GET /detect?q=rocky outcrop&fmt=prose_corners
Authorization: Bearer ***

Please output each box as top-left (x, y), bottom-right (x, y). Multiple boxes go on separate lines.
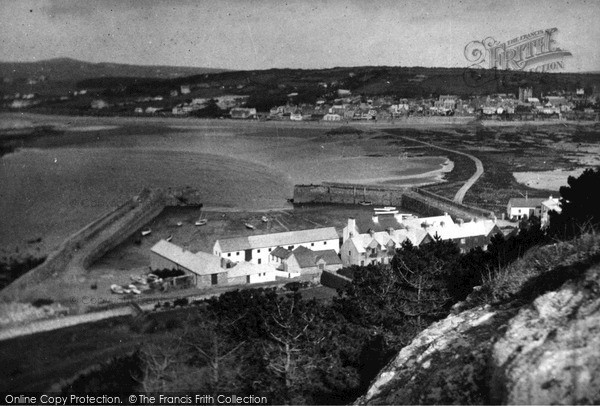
top-left (356, 265), bottom-right (600, 405)
top-left (490, 265), bottom-right (600, 404)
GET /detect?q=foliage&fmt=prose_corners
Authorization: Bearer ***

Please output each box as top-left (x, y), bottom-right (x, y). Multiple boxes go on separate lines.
top-left (549, 166), bottom-right (600, 239)
top-left (189, 99), bottom-right (225, 118)
top-left (0, 254), bottom-right (46, 290)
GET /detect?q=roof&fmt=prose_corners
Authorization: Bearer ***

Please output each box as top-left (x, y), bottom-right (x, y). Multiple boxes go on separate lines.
top-left (216, 227), bottom-right (339, 253)
top-left (292, 246), bottom-right (341, 269)
top-left (428, 219), bottom-right (499, 241)
top-left (390, 228), bottom-right (430, 246)
top-left (270, 246), bottom-right (292, 259)
top-left (542, 197), bottom-right (561, 212)
top-left (401, 214), bottom-right (455, 230)
top-left (507, 198), bottom-right (546, 208)
top-left (151, 240), bottom-right (224, 276)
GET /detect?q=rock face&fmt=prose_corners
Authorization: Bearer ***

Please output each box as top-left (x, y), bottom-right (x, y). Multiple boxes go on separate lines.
top-left (356, 265), bottom-right (600, 405)
top-left (491, 266), bottom-right (600, 404)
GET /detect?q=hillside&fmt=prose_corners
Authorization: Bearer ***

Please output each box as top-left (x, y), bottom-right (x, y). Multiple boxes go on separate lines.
top-left (76, 65), bottom-right (600, 101)
top-left (0, 58), bottom-right (226, 82)
top-left (356, 233), bottom-right (600, 404)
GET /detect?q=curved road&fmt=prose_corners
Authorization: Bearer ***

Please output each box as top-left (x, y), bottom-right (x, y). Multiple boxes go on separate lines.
top-left (396, 135), bottom-right (484, 204)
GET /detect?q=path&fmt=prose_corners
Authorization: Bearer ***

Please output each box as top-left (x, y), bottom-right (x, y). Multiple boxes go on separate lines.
top-left (396, 135), bottom-right (484, 204)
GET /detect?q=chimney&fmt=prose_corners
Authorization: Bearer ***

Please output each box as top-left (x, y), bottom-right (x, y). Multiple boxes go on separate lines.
top-left (458, 218), bottom-right (464, 226)
top-left (346, 217), bottom-right (356, 239)
top-left (369, 229), bottom-right (375, 236)
top-left (387, 227), bottom-right (394, 235)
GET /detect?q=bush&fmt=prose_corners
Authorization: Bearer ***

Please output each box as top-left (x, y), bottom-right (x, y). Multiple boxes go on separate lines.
top-left (32, 298), bottom-right (54, 307)
top-left (173, 297), bottom-right (189, 307)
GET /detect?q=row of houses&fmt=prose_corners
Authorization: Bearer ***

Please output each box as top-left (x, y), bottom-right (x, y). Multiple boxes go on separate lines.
top-left (341, 214), bottom-right (502, 266)
top-left (150, 212), bottom-right (510, 290)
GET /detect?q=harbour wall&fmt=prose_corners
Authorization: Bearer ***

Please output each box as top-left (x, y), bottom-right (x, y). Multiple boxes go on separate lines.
top-left (293, 183), bottom-right (494, 220)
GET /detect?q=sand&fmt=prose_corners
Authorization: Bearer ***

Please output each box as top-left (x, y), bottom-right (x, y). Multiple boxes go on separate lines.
top-left (512, 169), bottom-right (588, 191)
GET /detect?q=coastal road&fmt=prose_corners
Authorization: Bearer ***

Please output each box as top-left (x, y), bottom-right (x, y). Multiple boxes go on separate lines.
top-left (395, 135), bottom-right (484, 204)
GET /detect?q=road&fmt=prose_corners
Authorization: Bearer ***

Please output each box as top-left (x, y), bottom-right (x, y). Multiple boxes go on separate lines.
top-left (396, 135), bottom-right (484, 204)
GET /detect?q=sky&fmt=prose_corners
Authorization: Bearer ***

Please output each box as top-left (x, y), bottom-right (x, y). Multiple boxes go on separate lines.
top-left (1, 0), bottom-right (599, 72)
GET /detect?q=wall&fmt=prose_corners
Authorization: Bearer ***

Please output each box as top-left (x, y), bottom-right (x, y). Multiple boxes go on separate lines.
top-left (293, 183), bottom-right (407, 206)
top-left (1, 187), bottom-right (206, 302)
top-left (293, 183), bottom-right (494, 221)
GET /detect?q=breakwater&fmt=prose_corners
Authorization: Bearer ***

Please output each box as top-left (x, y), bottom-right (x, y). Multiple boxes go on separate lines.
top-left (293, 183), bottom-right (494, 220)
top-left (0, 187), bottom-right (204, 303)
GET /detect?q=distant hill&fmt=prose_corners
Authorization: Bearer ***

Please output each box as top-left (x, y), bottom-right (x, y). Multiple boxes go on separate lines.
top-left (76, 65), bottom-right (600, 109)
top-left (0, 57), bottom-right (227, 82)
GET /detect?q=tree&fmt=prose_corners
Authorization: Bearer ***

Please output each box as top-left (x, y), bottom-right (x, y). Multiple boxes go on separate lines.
top-left (549, 166), bottom-right (600, 238)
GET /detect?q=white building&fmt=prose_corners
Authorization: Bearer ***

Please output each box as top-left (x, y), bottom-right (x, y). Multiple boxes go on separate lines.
top-left (541, 196), bottom-right (561, 227)
top-left (507, 197), bottom-right (546, 220)
top-left (150, 240), bottom-right (227, 288)
top-left (213, 227), bottom-right (340, 266)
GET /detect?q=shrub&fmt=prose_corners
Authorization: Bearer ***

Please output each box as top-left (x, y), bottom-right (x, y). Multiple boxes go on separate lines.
top-left (32, 298), bottom-right (54, 307)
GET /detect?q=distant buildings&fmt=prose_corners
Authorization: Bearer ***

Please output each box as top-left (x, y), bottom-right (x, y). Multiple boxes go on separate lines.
top-left (230, 107), bottom-right (257, 119)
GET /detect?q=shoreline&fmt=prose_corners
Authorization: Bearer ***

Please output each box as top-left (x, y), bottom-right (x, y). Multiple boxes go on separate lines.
top-left (2, 111), bottom-right (598, 132)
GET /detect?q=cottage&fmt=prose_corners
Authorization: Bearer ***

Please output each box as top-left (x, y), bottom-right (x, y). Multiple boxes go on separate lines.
top-left (341, 218), bottom-right (433, 266)
top-left (269, 246), bottom-right (342, 281)
top-left (150, 240), bottom-right (227, 288)
top-left (541, 196), bottom-right (561, 227)
top-left (507, 197), bottom-right (546, 220)
top-left (427, 218), bottom-right (501, 253)
top-left (213, 227), bottom-right (340, 266)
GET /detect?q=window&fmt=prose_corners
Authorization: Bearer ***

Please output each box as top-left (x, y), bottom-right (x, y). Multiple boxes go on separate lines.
top-left (311, 243), bottom-right (314, 247)
top-left (349, 251), bottom-right (351, 256)
top-left (257, 249), bottom-right (260, 253)
top-left (236, 252), bottom-right (240, 256)
top-left (460, 238), bottom-right (466, 244)
top-left (324, 241), bottom-right (327, 245)
top-left (269, 248), bottom-right (272, 252)
top-left (258, 259), bottom-right (261, 264)
top-left (227, 253), bottom-right (231, 257)
top-left (288, 246), bottom-right (293, 250)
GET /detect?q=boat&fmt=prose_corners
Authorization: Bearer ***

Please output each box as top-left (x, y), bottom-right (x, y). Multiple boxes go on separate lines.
top-left (166, 234), bottom-right (173, 242)
top-left (261, 216), bottom-right (269, 223)
top-left (358, 187), bottom-right (372, 206)
top-left (111, 284), bottom-right (124, 294)
top-left (245, 223), bottom-right (256, 230)
top-left (176, 221), bottom-right (183, 227)
top-left (374, 206), bottom-right (396, 211)
top-left (195, 219), bottom-right (207, 226)
top-left (141, 228), bottom-right (152, 236)
top-left (374, 209), bottom-right (399, 215)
